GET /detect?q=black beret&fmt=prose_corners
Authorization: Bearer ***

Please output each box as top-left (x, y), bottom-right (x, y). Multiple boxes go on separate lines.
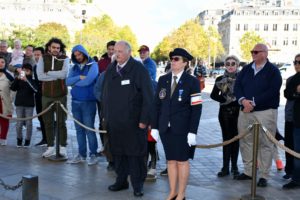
top-left (22, 63), bottom-right (33, 71)
top-left (169, 48), bottom-right (193, 61)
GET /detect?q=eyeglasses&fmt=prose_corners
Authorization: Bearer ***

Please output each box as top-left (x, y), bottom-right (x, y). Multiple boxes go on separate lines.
top-left (294, 60), bottom-right (300, 65)
top-left (171, 57), bottom-right (181, 62)
top-left (250, 50), bottom-right (265, 55)
top-left (225, 62), bottom-right (236, 67)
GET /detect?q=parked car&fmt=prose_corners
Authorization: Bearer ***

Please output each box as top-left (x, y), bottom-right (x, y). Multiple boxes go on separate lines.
top-left (210, 68), bottom-right (225, 78)
top-left (279, 63), bottom-right (295, 80)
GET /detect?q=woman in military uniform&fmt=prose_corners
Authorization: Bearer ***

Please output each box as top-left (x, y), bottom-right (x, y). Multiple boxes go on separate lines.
top-left (151, 48), bottom-right (202, 200)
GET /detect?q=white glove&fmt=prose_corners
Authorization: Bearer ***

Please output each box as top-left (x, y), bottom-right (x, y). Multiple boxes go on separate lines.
top-left (150, 129), bottom-right (159, 142)
top-left (187, 133), bottom-right (197, 147)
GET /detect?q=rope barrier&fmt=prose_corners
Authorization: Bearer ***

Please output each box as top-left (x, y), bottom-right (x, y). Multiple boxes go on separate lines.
top-left (59, 103), bottom-right (107, 134)
top-left (196, 124), bottom-right (253, 148)
top-left (261, 125), bottom-right (300, 159)
top-left (0, 102), bottom-right (55, 121)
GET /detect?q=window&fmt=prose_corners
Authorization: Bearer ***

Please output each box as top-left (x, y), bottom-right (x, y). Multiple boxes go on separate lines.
top-left (244, 24), bottom-right (248, 31)
top-left (284, 24), bottom-right (289, 31)
top-left (292, 39), bottom-right (297, 46)
top-left (273, 24), bottom-right (277, 31)
top-left (264, 24), bottom-right (268, 31)
top-left (274, 11), bottom-right (278, 16)
top-left (283, 38), bottom-right (288, 46)
top-left (255, 24), bottom-right (260, 31)
top-left (272, 39), bottom-right (277, 46)
top-left (293, 24), bottom-right (298, 31)
top-left (236, 24), bottom-right (240, 31)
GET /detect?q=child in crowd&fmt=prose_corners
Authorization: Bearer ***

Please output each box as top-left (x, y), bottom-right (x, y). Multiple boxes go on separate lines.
top-left (9, 39), bottom-right (24, 69)
top-left (10, 63), bottom-right (37, 147)
top-left (0, 56), bottom-right (14, 146)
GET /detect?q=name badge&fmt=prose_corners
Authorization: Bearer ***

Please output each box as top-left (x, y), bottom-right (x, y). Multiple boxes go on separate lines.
top-left (121, 80), bottom-right (130, 85)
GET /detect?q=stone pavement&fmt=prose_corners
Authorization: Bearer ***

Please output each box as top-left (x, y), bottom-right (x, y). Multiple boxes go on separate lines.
top-left (0, 78), bottom-right (299, 200)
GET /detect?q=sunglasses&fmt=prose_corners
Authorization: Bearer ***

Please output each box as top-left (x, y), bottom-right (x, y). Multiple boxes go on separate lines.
top-left (294, 60), bottom-right (300, 65)
top-left (171, 57), bottom-right (181, 62)
top-left (250, 50), bottom-right (265, 55)
top-left (225, 62), bottom-right (236, 67)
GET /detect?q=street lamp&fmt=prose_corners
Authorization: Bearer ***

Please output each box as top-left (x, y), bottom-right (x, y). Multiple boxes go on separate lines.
top-left (80, 9), bottom-right (86, 44)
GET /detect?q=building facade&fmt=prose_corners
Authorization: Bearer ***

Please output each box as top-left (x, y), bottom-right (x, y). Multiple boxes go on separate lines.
top-left (0, 0), bottom-right (102, 40)
top-left (218, 6), bottom-right (300, 63)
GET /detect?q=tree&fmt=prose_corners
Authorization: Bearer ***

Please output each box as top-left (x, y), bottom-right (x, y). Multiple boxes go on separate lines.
top-left (152, 19), bottom-right (224, 62)
top-left (7, 24), bottom-right (35, 48)
top-left (206, 26), bottom-right (224, 67)
top-left (75, 14), bottom-right (138, 57)
top-left (240, 31), bottom-right (265, 62)
top-left (34, 23), bottom-right (71, 48)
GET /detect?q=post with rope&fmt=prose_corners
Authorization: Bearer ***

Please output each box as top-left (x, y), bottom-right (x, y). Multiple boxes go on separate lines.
top-left (22, 175), bottom-right (38, 200)
top-left (48, 101), bottom-right (67, 162)
top-left (241, 121), bottom-right (265, 200)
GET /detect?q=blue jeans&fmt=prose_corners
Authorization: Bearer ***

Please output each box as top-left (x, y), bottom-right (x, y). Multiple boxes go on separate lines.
top-left (292, 127), bottom-right (300, 183)
top-left (72, 101), bottom-right (97, 157)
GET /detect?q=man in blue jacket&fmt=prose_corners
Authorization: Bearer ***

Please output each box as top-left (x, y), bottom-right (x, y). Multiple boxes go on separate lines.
top-left (66, 44), bottom-right (99, 166)
top-left (234, 43), bottom-right (282, 187)
top-left (138, 45), bottom-right (157, 81)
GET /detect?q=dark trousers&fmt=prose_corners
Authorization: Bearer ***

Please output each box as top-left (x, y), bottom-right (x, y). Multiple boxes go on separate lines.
top-left (285, 121), bottom-right (294, 175)
top-left (103, 132), bottom-right (113, 162)
top-left (114, 155), bottom-right (147, 192)
top-left (97, 101), bottom-right (104, 146)
top-left (218, 106), bottom-right (239, 170)
top-left (147, 141), bottom-right (157, 169)
top-left (292, 128), bottom-right (300, 183)
top-left (35, 93), bottom-right (46, 142)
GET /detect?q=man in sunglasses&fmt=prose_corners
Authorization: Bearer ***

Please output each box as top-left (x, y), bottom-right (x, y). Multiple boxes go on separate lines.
top-left (234, 43), bottom-right (282, 187)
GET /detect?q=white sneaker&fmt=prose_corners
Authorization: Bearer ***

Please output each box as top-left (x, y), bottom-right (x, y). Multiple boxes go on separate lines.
top-left (87, 154), bottom-right (98, 166)
top-left (67, 154), bottom-right (86, 164)
top-left (60, 146), bottom-right (67, 157)
top-left (0, 139), bottom-right (7, 146)
top-left (42, 146), bottom-right (55, 158)
top-left (146, 168), bottom-right (157, 182)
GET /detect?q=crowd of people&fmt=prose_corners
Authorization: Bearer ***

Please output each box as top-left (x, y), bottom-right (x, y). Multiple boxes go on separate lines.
top-left (0, 37), bottom-right (300, 199)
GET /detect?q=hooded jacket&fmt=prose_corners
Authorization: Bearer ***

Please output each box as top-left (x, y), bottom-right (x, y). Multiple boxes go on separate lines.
top-left (66, 45), bottom-right (98, 101)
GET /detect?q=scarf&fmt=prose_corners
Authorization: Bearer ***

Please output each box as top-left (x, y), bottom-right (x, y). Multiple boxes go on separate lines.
top-left (215, 70), bottom-right (238, 105)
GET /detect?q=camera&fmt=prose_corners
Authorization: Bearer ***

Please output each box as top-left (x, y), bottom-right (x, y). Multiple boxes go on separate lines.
top-left (20, 71), bottom-right (25, 78)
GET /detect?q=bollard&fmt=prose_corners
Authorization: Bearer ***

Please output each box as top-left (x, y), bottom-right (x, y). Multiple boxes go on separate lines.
top-left (48, 102), bottom-right (67, 162)
top-left (22, 175), bottom-right (38, 200)
top-left (241, 122), bottom-right (265, 200)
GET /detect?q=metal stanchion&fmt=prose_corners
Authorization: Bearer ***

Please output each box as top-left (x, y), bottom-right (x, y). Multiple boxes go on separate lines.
top-left (22, 175), bottom-right (38, 200)
top-left (48, 102), bottom-right (67, 162)
top-left (241, 122), bottom-right (265, 200)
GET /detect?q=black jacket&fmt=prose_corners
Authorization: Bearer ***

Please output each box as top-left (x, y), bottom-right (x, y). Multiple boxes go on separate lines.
top-left (10, 76), bottom-right (37, 107)
top-left (284, 72), bottom-right (300, 128)
top-left (152, 72), bottom-right (202, 135)
top-left (102, 57), bottom-right (153, 156)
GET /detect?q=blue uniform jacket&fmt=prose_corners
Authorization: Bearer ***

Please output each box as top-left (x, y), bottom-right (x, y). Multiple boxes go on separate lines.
top-left (152, 71), bottom-right (202, 135)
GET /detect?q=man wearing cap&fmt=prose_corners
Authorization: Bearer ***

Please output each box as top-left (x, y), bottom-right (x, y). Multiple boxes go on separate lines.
top-left (138, 45), bottom-right (157, 81)
top-left (151, 48), bottom-right (202, 200)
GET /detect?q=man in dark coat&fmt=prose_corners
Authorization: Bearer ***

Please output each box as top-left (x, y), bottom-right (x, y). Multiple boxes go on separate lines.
top-left (101, 41), bottom-right (153, 197)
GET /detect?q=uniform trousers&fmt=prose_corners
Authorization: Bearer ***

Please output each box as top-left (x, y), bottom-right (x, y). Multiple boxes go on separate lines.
top-left (114, 154), bottom-right (147, 192)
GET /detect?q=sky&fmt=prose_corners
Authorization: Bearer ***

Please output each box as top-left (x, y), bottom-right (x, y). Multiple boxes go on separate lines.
top-left (96, 0), bottom-right (300, 50)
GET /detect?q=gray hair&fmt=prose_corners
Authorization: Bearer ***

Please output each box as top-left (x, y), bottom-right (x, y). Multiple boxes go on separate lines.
top-left (116, 40), bottom-right (131, 53)
top-left (0, 40), bottom-right (8, 47)
top-left (225, 55), bottom-right (240, 66)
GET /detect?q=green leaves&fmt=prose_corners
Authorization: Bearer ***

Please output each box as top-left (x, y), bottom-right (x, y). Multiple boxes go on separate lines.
top-left (240, 31), bottom-right (265, 62)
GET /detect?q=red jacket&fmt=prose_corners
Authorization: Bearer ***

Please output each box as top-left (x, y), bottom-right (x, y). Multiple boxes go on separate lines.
top-left (97, 53), bottom-right (111, 73)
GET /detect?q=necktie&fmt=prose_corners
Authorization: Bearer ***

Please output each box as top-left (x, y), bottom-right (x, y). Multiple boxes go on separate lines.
top-left (170, 76), bottom-right (177, 97)
top-left (117, 65), bottom-right (121, 72)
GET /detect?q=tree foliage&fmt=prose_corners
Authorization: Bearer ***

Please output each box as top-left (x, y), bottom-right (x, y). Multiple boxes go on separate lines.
top-left (7, 24), bottom-right (35, 48)
top-left (240, 31), bottom-right (265, 62)
top-left (152, 19), bottom-right (224, 62)
top-left (33, 23), bottom-right (71, 48)
top-left (74, 14), bottom-right (138, 57)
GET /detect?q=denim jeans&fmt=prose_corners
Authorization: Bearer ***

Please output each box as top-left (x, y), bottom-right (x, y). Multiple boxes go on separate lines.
top-left (72, 101), bottom-right (97, 157)
top-left (16, 106), bottom-right (34, 140)
top-left (292, 127), bottom-right (300, 183)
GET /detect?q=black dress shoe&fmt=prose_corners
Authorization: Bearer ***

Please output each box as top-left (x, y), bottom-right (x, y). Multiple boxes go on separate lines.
top-left (133, 190), bottom-right (144, 197)
top-left (217, 169), bottom-right (229, 177)
top-left (283, 174), bottom-right (291, 179)
top-left (170, 195), bottom-right (177, 200)
top-left (108, 182), bottom-right (129, 191)
top-left (235, 173), bottom-right (252, 180)
top-left (160, 168), bottom-right (168, 176)
top-left (257, 178), bottom-right (267, 187)
top-left (283, 181), bottom-right (300, 189)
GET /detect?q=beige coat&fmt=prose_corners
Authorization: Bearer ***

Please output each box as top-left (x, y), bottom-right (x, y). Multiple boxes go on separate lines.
top-left (0, 73), bottom-right (13, 115)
